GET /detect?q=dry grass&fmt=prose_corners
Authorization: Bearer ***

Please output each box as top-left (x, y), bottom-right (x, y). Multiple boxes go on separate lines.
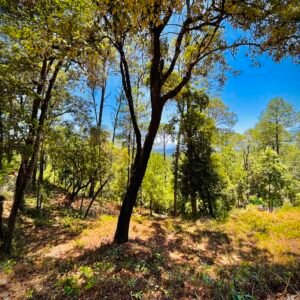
top-left (0, 200), bottom-right (299, 299)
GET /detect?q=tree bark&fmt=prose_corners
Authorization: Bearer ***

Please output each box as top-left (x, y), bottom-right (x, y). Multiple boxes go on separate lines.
top-left (3, 59), bottom-right (62, 254)
top-left (0, 195), bottom-right (4, 241)
top-left (112, 112), bottom-right (120, 143)
top-left (88, 179), bottom-right (95, 198)
top-left (98, 80), bottom-right (106, 131)
top-left (113, 22), bottom-right (169, 244)
top-left (185, 100), bottom-right (197, 218)
top-left (126, 128), bottom-right (132, 188)
top-left (114, 104), bottom-right (163, 243)
top-left (36, 144), bottom-right (44, 211)
top-left (173, 120), bottom-right (181, 216)
top-left (0, 110), bottom-right (3, 171)
top-left (275, 125), bottom-right (279, 154)
top-left (207, 195), bottom-right (215, 218)
top-left (191, 192), bottom-right (197, 218)
top-left (31, 162), bottom-right (37, 190)
top-left (3, 163), bottom-right (28, 252)
top-left (112, 91), bottom-right (123, 144)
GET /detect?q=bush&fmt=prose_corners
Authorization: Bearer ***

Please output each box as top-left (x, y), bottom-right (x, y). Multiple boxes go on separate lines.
top-left (249, 197), bottom-right (264, 206)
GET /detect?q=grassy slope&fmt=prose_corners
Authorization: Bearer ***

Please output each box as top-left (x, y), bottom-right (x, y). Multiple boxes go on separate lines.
top-left (0, 203), bottom-right (299, 299)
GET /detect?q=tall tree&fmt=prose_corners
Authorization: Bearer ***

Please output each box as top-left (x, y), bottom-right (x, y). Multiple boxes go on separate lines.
top-left (1, 0), bottom-right (93, 253)
top-left (179, 89), bottom-right (224, 217)
top-left (96, 0), bottom-right (300, 243)
top-left (254, 147), bottom-right (286, 211)
top-left (256, 98), bottom-right (299, 154)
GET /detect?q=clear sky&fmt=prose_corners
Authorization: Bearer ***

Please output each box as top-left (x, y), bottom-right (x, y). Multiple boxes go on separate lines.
top-left (218, 52), bottom-right (300, 133)
top-left (95, 51), bottom-right (300, 134)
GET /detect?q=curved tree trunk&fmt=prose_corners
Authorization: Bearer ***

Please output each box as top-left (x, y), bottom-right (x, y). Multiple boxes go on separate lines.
top-left (3, 163), bottom-right (29, 252)
top-left (114, 105), bottom-right (163, 244)
top-left (84, 177), bottom-right (110, 219)
top-left (2, 59), bottom-right (62, 254)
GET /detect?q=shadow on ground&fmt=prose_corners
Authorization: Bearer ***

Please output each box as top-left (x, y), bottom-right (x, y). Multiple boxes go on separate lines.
top-left (16, 220), bottom-right (298, 300)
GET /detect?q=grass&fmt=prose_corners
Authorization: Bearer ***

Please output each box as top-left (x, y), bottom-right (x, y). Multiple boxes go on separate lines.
top-left (222, 205), bottom-right (300, 263)
top-left (0, 201), bottom-right (299, 299)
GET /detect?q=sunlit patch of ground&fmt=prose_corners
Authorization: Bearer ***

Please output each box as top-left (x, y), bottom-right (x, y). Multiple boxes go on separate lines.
top-left (0, 200), bottom-right (299, 299)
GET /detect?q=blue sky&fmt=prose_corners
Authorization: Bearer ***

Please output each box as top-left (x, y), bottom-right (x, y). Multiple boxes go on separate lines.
top-left (94, 51), bottom-right (300, 134)
top-left (218, 53), bottom-right (300, 133)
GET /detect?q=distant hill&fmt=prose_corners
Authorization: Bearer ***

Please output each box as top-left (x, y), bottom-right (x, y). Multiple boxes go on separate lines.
top-left (154, 146), bottom-right (176, 156)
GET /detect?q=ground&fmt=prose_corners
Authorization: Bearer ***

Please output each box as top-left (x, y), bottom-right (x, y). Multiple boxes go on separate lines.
top-left (0, 196), bottom-right (299, 300)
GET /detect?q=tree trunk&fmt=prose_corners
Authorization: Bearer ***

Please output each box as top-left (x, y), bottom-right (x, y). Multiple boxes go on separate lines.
top-left (114, 105), bottom-right (163, 244)
top-left (88, 178), bottom-right (95, 198)
top-left (80, 194), bottom-right (85, 214)
top-left (0, 110), bottom-right (3, 171)
top-left (2, 59), bottom-right (62, 254)
top-left (0, 195), bottom-right (4, 241)
top-left (275, 126), bottom-right (279, 154)
top-left (191, 192), bottom-right (197, 218)
top-left (36, 145), bottom-right (44, 211)
top-left (163, 133), bottom-right (167, 187)
top-left (207, 195), bottom-right (215, 218)
top-left (126, 129), bottom-right (132, 188)
top-left (98, 80), bottom-right (106, 131)
top-left (31, 162), bottom-right (37, 190)
top-left (187, 132), bottom-right (196, 216)
top-left (112, 91), bottom-right (123, 144)
top-left (173, 121), bottom-right (181, 216)
top-left (68, 187), bottom-right (79, 206)
top-left (84, 178), bottom-right (109, 219)
top-left (163, 134), bottom-right (166, 162)
top-left (3, 163), bottom-right (28, 252)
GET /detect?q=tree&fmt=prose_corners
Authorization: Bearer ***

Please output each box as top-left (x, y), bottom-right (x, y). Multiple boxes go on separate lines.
top-left (256, 98), bottom-right (299, 154)
top-left (179, 89), bottom-right (225, 218)
top-left (172, 110), bottom-right (182, 217)
top-left (0, 195), bottom-right (4, 241)
top-left (96, 0), bottom-right (300, 243)
top-left (254, 148), bottom-right (286, 211)
top-left (142, 152), bottom-right (173, 216)
top-left (156, 123), bottom-right (174, 162)
top-left (111, 90), bottom-right (125, 144)
top-left (1, 0), bottom-right (94, 253)
top-left (207, 98), bottom-right (237, 131)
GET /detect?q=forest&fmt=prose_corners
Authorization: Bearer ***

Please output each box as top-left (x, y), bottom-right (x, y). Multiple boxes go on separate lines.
top-left (0, 0), bottom-right (300, 299)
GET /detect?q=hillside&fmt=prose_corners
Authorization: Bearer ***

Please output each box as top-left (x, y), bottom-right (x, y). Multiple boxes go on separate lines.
top-left (1, 199), bottom-right (299, 299)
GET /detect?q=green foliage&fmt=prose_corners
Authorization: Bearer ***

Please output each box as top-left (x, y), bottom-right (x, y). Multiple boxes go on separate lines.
top-left (0, 259), bottom-right (16, 274)
top-left (249, 197), bottom-right (264, 206)
top-left (178, 89), bottom-right (229, 218)
top-left (255, 97), bottom-right (299, 154)
top-left (56, 265), bottom-right (98, 296)
top-left (61, 215), bottom-right (87, 235)
top-left (25, 288), bottom-right (35, 299)
top-left (130, 290), bottom-right (144, 299)
top-left (0, 0), bottom-right (299, 262)
top-left (253, 148), bottom-right (287, 209)
top-left (56, 274), bottom-right (81, 296)
top-left (0, 156), bottom-right (19, 186)
top-left (142, 152), bottom-right (173, 213)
